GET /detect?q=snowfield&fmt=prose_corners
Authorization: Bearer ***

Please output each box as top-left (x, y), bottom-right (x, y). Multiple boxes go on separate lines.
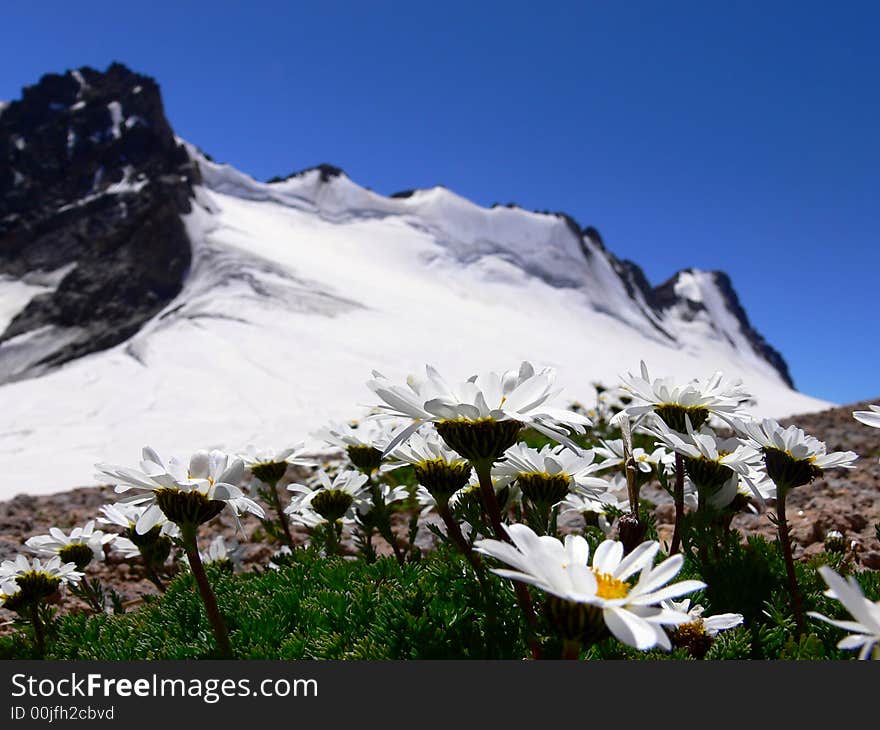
top-left (0, 151), bottom-right (830, 496)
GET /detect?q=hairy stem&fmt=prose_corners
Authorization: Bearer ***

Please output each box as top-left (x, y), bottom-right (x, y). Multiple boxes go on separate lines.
top-left (144, 564), bottom-right (166, 594)
top-left (266, 478), bottom-right (295, 549)
top-left (473, 460), bottom-right (508, 540)
top-left (474, 460), bottom-right (542, 659)
top-left (181, 525), bottom-right (232, 658)
top-left (670, 453), bottom-right (685, 555)
top-left (368, 475), bottom-right (406, 566)
top-left (30, 601), bottom-right (45, 658)
top-left (775, 489), bottom-right (805, 634)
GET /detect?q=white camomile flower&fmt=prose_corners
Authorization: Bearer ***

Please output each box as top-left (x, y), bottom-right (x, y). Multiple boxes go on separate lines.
top-left (853, 405), bottom-right (880, 429)
top-left (0, 579), bottom-right (20, 609)
top-left (97, 503), bottom-right (180, 538)
top-left (651, 419), bottom-right (757, 474)
top-left (651, 418), bottom-right (761, 506)
top-left (97, 503), bottom-right (179, 560)
top-left (386, 430), bottom-right (472, 506)
top-left (357, 483), bottom-right (410, 519)
top-left (267, 545), bottom-right (293, 571)
top-left (620, 361), bottom-right (751, 431)
top-left (0, 555), bottom-right (83, 585)
top-left (808, 565), bottom-right (880, 660)
top-left (663, 598), bottom-right (744, 636)
top-left (96, 447), bottom-right (264, 534)
top-left (492, 443), bottom-right (610, 511)
top-left (199, 535), bottom-right (244, 572)
top-left (25, 521), bottom-right (115, 570)
top-left (735, 418), bottom-right (858, 492)
top-left (239, 443), bottom-right (316, 484)
top-left (286, 469), bottom-right (370, 526)
top-left (664, 598), bottom-right (743, 657)
top-left (853, 405), bottom-right (880, 463)
top-left (313, 420), bottom-right (399, 474)
top-left (558, 491), bottom-right (622, 536)
top-left (0, 555), bottom-right (83, 609)
top-left (474, 524), bottom-right (705, 650)
top-left (593, 439), bottom-right (674, 477)
top-left (368, 362), bottom-right (591, 461)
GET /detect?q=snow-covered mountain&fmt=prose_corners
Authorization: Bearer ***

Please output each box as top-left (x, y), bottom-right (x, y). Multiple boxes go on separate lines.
top-left (0, 65), bottom-right (829, 495)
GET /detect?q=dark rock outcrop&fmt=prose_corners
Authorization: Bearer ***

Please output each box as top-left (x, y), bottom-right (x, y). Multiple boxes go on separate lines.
top-left (267, 163), bottom-right (343, 184)
top-left (0, 62), bottom-right (197, 378)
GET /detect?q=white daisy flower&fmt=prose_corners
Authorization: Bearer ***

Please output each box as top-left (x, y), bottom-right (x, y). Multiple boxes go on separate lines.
top-left (97, 503), bottom-right (179, 561)
top-left (663, 597), bottom-right (743, 657)
top-left (314, 420), bottom-right (404, 474)
top-left (199, 535), bottom-right (244, 572)
top-left (663, 598), bottom-right (744, 636)
top-left (735, 418), bottom-right (858, 491)
top-left (651, 419), bottom-right (757, 474)
top-left (558, 491), bottom-right (620, 535)
top-left (267, 545), bottom-right (293, 571)
top-left (25, 521), bottom-right (115, 569)
top-left (0, 555), bottom-right (83, 592)
top-left (97, 502), bottom-right (180, 538)
top-left (313, 420), bottom-right (392, 449)
top-left (96, 446), bottom-right (264, 534)
top-left (853, 406), bottom-right (880, 463)
top-left (386, 430), bottom-right (472, 503)
top-left (356, 482), bottom-right (410, 524)
top-left (474, 524), bottom-right (705, 650)
top-left (286, 469), bottom-right (370, 526)
top-left (239, 443), bottom-right (316, 484)
top-left (651, 418), bottom-right (762, 507)
top-left (0, 579), bottom-right (20, 609)
top-left (493, 443), bottom-right (609, 496)
top-left (593, 439), bottom-right (673, 476)
top-left (853, 405), bottom-right (880, 429)
top-left (368, 361), bottom-right (591, 460)
top-left (620, 361), bottom-right (751, 431)
top-left (808, 566), bottom-right (880, 660)
top-left (386, 428), bottom-right (465, 467)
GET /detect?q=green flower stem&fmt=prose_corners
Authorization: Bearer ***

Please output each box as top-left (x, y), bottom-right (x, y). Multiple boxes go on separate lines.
top-left (775, 489), bottom-right (805, 634)
top-left (265, 477), bottom-right (295, 550)
top-left (29, 601), bottom-right (45, 657)
top-left (621, 416), bottom-right (640, 514)
top-left (180, 524), bottom-right (232, 658)
top-left (473, 460), bottom-right (508, 540)
top-left (367, 475), bottom-right (405, 566)
top-left (670, 453), bottom-right (685, 555)
top-left (473, 460), bottom-right (541, 659)
top-left (144, 565), bottom-right (166, 594)
top-left (324, 520), bottom-right (343, 557)
top-left (437, 503), bottom-right (479, 563)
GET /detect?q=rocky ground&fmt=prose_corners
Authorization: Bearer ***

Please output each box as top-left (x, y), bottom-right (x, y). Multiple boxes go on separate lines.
top-left (1, 399), bottom-right (878, 628)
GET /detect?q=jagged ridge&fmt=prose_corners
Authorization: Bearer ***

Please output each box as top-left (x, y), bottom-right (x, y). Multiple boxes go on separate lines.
top-left (0, 62), bottom-right (791, 388)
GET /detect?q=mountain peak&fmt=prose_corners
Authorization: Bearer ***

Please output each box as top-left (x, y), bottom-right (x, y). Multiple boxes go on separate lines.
top-left (654, 268), bottom-right (794, 388)
top-left (0, 63), bottom-right (198, 380)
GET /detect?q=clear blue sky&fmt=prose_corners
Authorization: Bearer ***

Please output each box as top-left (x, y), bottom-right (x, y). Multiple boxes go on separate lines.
top-left (2, 2), bottom-right (877, 404)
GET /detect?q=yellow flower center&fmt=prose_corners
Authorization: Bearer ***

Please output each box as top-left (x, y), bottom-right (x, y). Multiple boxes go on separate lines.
top-left (592, 570), bottom-right (630, 599)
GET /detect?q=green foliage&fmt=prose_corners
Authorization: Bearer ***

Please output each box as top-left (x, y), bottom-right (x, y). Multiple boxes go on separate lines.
top-left (1, 530), bottom-right (870, 660)
top-left (0, 549), bottom-right (527, 660)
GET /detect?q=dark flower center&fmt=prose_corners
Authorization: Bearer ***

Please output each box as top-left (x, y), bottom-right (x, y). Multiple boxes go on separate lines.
top-left (414, 458), bottom-right (472, 504)
top-left (310, 489), bottom-right (354, 523)
top-left (435, 418), bottom-right (523, 463)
